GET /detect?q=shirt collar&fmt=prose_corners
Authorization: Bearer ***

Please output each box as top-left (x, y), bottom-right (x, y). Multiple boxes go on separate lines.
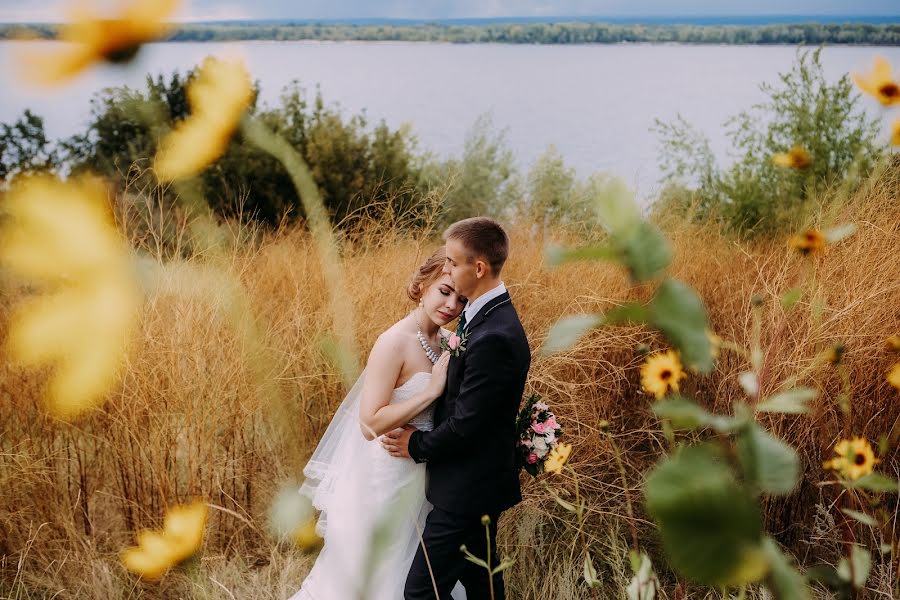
top-left (463, 281), bottom-right (506, 327)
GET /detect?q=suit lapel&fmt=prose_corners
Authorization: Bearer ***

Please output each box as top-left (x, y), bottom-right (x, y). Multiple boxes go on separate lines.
top-left (465, 292), bottom-right (512, 333)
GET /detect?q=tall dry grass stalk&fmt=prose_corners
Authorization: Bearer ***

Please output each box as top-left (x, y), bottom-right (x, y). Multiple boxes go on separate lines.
top-left (1, 167), bottom-right (898, 598)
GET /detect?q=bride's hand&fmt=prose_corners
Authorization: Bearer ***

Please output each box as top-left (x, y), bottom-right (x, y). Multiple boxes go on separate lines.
top-left (426, 352), bottom-right (450, 399)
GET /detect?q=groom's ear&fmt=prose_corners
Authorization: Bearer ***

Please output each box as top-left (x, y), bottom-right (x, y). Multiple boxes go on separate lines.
top-left (474, 258), bottom-right (489, 279)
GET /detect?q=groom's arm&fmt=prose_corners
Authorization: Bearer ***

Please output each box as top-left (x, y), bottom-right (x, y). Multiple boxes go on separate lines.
top-left (408, 333), bottom-right (516, 463)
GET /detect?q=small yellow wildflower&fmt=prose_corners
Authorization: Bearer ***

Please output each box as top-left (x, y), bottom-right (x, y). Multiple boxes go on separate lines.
top-left (544, 443), bottom-right (573, 475)
top-left (1, 176), bottom-right (140, 418)
top-left (640, 350), bottom-right (687, 400)
top-left (888, 363), bottom-right (900, 394)
top-left (788, 229), bottom-right (827, 256)
top-left (772, 145), bottom-right (813, 170)
top-left (886, 336), bottom-right (900, 353)
top-left (155, 56), bottom-right (254, 181)
top-left (292, 517), bottom-right (323, 550)
top-left (823, 437), bottom-right (879, 481)
top-left (19, 0), bottom-right (180, 86)
top-left (706, 329), bottom-right (722, 361)
top-left (853, 56), bottom-right (900, 107)
top-left (824, 343), bottom-right (845, 366)
top-left (121, 501), bottom-right (208, 580)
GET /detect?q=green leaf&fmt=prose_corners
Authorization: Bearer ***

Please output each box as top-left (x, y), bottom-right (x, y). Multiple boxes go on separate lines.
top-left (626, 552), bottom-right (659, 600)
top-left (463, 554), bottom-right (490, 569)
top-left (545, 244), bottom-right (619, 267)
top-left (620, 221), bottom-right (672, 282)
top-left (762, 538), bottom-right (811, 600)
top-left (553, 494), bottom-right (578, 513)
top-left (594, 178), bottom-right (642, 236)
top-left (736, 423), bottom-right (800, 495)
top-left (780, 287), bottom-right (803, 310)
top-left (542, 314), bottom-right (603, 355)
top-left (652, 396), bottom-right (737, 432)
top-left (492, 558), bottom-right (516, 576)
top-left (644, 444), bottom-right (766, 587)
top-left (584, 555), bottom-right (602, 588)
top-left (836, 545), bottom-right (871, 588)
top-left (649, 279), bottom-right (714, 373)
top-left (756, 387), bottom-right (816, 414)
top-left (824, 223), bottom-right (856, 244)
top-left (841, 508), bottom-right (877, 527)
top-left (851, 472), bottom-right (900, 493)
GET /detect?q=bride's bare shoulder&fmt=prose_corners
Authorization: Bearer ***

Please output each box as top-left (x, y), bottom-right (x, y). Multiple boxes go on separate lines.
top-left (370, 319), bottom-right (414, 353)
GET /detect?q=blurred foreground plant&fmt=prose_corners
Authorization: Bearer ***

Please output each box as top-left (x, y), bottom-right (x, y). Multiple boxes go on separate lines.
top-left (120, 500), bottom-right (208, 580)
top-left (1, 175), bottom-right (140, 418)
top-left (18, 0), bottom-right (180, 86)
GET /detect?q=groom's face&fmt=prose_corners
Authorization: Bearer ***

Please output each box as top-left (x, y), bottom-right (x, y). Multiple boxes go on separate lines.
top-left (443, 238), bottom-right (479, 298)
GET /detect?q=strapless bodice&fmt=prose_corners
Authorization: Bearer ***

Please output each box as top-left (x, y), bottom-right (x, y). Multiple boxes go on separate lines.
top-left (391, 371), bottom-right (434, 432)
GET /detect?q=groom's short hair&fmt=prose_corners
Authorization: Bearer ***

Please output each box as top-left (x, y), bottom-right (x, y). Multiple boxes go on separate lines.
top-left (444, 217), bottom-right (509, 275)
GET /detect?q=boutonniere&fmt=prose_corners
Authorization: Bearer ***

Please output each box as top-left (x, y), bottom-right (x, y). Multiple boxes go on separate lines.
top-left (440, 330), bottom-right (469, 357)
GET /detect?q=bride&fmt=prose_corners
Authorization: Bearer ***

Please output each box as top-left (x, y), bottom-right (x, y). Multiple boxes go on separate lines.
top-left (290, 247), bottom-right (468, 600)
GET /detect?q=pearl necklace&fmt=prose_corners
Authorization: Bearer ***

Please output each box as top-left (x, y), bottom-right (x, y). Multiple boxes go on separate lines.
top-left (415, 310), bottom-right (440, 364)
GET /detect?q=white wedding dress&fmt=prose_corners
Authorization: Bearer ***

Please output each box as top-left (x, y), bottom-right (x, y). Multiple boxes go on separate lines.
top-left (290, 370), bottom-right (466, 600)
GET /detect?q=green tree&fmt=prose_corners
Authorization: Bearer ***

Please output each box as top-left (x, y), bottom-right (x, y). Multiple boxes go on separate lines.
top-left (654, 48), bottom-right (881, 235)
top-left (0, 110), bottom-right (59, 185)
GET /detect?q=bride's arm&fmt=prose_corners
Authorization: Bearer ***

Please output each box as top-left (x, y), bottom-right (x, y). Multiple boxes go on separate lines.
top-left (358, 332), bottom-right (447, 441)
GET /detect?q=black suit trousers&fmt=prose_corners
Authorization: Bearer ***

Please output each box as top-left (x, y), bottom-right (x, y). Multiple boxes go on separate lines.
top-left (404, 508), bottom-right (505, 600)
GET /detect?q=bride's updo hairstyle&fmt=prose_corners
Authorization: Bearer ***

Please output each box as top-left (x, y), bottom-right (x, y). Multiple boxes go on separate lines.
top-left (407, 247), bottom-right (447, 304)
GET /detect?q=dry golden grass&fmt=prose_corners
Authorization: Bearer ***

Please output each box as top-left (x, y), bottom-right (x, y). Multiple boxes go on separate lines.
top-left (1, 166), bottom-right (899, 599)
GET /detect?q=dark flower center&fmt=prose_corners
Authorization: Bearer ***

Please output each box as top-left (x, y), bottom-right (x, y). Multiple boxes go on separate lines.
top-left (880, 83), bottom-right (900, 98)
top-left (104, 44), bottom-right (142, 65)
top-left (660, 369), bottom-right (672, 381)
top-left (854, 452), bottom-right (866, 466)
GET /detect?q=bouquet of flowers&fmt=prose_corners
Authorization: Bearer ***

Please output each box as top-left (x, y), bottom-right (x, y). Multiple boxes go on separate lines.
top-left (516, 393), bottom-right (563, 476)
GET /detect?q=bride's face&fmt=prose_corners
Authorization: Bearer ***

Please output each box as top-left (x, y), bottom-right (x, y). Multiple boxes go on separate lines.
top-left (421, 273), bottom-right (466, 326)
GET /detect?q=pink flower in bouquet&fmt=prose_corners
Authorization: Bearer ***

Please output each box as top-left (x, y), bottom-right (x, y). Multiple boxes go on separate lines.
top-left (448, 334), bottom-right (461, 350)
top-left (532, 421), bottom-right (548, 434)
top-left (546, 416), bottom-right (559, 430)
top-left (534, 401), bottom-right (549, 412)
top-left (527, 453), bottom-right (539, 465)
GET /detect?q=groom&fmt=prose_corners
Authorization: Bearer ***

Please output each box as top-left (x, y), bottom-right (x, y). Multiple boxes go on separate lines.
top-left (382, 217), bottom-right (531, 600)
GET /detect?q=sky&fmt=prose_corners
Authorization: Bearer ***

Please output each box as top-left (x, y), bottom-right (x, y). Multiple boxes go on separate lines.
top-left (0, 0), bottom-right (898, 23)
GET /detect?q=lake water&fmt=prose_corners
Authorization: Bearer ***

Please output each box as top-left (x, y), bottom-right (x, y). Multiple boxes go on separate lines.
top-left (3, 41), bottom-right (900, 196)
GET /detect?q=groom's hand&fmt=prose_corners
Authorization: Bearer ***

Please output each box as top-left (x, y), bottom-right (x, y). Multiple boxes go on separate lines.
top-left (381, 425), bottom-right (417, 458)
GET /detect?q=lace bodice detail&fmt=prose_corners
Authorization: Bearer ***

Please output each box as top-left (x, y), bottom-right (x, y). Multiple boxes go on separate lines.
top-left (391, 371), bottom-right (435, 432)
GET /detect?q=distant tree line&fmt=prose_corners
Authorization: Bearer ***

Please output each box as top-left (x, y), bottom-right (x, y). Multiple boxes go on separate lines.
top-left (3, 22), bottom-right (900, 45)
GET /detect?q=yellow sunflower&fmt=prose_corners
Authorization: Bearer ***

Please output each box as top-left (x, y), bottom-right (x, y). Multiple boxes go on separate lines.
top-left (1, 176), bottom-right (140, 418)
top-left (853, 56), bottom-right (900, 107)
top-left (544, 443), bottom-right (573, 475)
top-left (19, 0), bottom-right (181, 86)
top-left (886, 336), bottom-right (900, 353)
top-left (772, 145), bottom-right (813, 170)
top-left (640, 350), bottom-right (687, 400)
top-left (888, 363), bottom-right (900, 394)
top-left (121, 500), bottom-right (208, 580)
top-left (822, 437), bottom-right (879, 481)
top-left (788, 229), bottom-right (827, 256)
top-left (155, 56), bottom-right (254, 181)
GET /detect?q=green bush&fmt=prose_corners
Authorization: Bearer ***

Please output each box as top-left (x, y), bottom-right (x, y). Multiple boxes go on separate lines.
top-left (56, 72), bottom-right (427, 226)
top-left (653, 47), bottom-right (881, 235)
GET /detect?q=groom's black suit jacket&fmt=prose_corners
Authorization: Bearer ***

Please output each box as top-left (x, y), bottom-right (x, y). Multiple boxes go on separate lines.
top-left (408, 291), bottom-right (531, 517)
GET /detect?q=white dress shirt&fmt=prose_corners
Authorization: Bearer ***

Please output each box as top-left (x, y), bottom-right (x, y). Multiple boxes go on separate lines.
top-left (462, 281), bottom-right (507, 330)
